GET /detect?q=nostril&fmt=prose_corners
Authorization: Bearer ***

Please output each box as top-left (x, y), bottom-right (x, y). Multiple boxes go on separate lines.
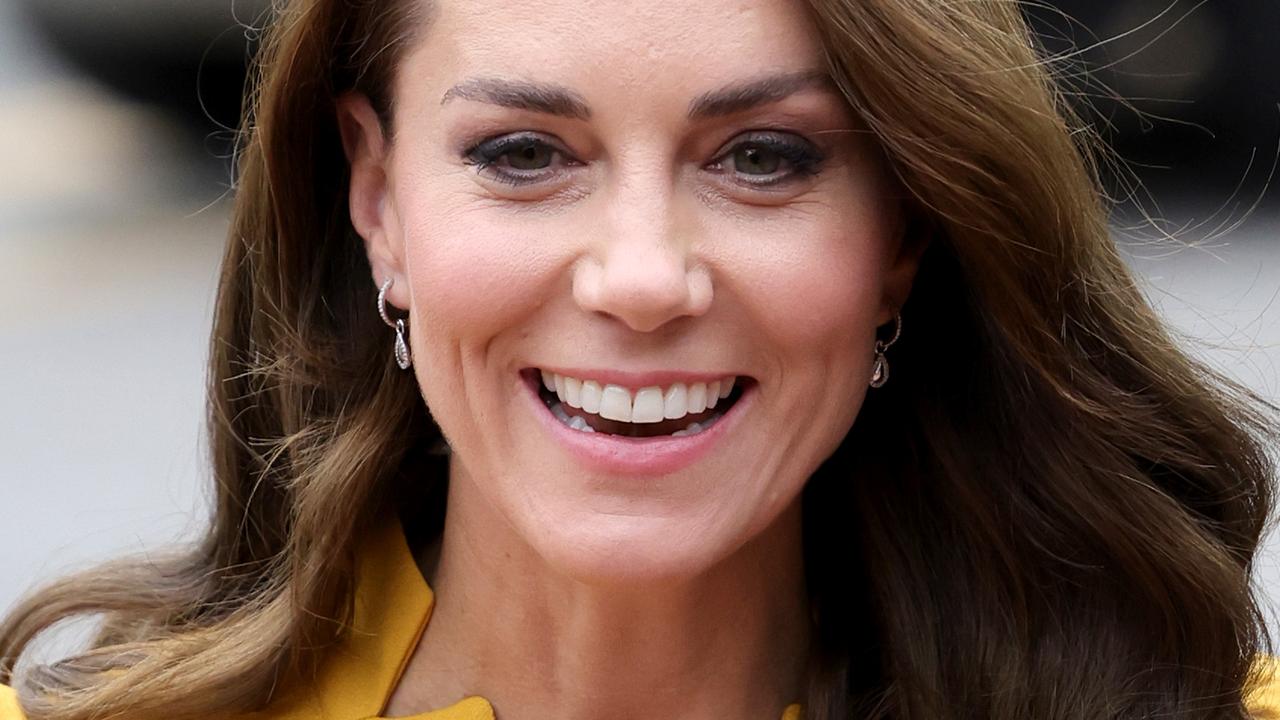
top-left (570, 252), bottom-right (712, 333)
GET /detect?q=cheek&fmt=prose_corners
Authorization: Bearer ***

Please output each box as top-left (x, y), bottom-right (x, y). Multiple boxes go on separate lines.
top-left (397, 192), bottom-right (560, 343)
top-left (718, 206), bottom-right (890, 362)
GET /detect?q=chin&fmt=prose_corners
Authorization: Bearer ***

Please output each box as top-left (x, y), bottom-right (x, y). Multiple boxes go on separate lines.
top-left (524, 512), bottom-right (740, 587)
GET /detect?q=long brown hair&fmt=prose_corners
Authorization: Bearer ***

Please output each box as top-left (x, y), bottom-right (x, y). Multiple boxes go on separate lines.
top-left (3, 1), bottom-right (1276, 718)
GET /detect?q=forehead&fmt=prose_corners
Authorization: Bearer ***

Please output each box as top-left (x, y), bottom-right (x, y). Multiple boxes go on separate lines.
top-left (403, 0), bottom-right (827, 98)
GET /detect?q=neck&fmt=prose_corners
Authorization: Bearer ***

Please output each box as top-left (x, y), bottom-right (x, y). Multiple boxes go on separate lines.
top-left (385, 464), bottom-right (811, 720)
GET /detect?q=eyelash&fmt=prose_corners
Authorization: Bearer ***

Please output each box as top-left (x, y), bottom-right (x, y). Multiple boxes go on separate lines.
top-left (461, 130), bottom-right (825, 190)
top-left (706, 132), bottom-right (826, 188)
top-left (462, 132), bottom-right (579, 188)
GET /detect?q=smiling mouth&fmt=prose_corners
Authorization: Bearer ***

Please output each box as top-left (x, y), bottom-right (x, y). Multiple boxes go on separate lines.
top-left (523, 369), bottom-right (751, 438)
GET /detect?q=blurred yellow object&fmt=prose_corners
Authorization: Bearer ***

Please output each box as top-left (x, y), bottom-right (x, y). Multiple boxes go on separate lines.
top-left (1249, 654), bottom-right (1280, 719)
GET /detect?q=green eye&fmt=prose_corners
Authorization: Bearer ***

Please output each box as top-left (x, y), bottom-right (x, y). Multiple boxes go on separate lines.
top-left (733, 144), bottom-right (781, 175)
top-left (506, 140), bottom-right (555, 170)
top-left (711, 132), bottom-right (825, 189)
top-left (465, 132), bottom-right (569, 183)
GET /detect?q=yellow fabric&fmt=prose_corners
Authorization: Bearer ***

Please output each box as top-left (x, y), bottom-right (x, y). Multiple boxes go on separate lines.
top-left (1250, 654), bottom-right (1280, 719)
top-left (0, 686), bottom-right (21, 720)
top-left (3, 518), bottom-right (1280, 719)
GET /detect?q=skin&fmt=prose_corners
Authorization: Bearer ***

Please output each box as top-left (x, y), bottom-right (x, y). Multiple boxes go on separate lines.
top-left (338, 0), bottom-right (926, 717)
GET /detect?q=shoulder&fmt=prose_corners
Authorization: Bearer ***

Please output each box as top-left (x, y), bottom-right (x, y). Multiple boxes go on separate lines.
top-left (4, 662), bottom-right (1280, 720)
top-left (0, 685), bottom-right (27, 720)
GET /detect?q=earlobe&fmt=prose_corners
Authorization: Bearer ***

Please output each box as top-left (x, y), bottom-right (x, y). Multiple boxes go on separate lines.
top-left (336, 92), bottom-right (409, 310)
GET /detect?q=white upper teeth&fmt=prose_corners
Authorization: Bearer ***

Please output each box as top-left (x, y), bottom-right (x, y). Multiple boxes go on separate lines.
top-left (540, 370), bottom-right (736, 424)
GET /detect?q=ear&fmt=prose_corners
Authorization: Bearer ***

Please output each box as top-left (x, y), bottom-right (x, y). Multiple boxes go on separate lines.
top-left (878, 204), bottom-right (931, 326)
top-left (336, 92), bottom-right (409, 311)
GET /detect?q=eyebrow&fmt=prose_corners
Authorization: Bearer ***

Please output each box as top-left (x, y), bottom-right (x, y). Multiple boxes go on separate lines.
top-left (438, 69), bottom-right (834, 121)
top-left (686, 70), bottom-right (834, 120)
top-left (441, 77), bottom-right (592, 119)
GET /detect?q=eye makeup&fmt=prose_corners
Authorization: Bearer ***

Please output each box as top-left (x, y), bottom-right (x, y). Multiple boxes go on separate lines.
top-left (706, 130), bottom-right (826, 189)
top-left (458, 127), bottom-right (828, 193)
top-left (462, 131), bottom-right (581, 188)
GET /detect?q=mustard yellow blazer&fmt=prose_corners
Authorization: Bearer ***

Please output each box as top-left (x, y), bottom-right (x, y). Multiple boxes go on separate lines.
top-left (3, 518), bottom-right (1277, 719)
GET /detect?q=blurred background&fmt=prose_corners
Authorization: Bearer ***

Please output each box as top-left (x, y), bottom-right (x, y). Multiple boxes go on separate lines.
top-left (1, 0), bottom-right (1278, 631)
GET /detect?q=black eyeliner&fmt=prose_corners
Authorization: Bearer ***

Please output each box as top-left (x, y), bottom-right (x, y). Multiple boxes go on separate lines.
top-left (461, 132), bottom-right (571, 187)
top-left (714, 131), bottom-right (827, 188)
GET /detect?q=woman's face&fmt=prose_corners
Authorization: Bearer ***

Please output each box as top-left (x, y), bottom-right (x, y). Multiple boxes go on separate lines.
top-left (344, 0), bottom-right (921, 582)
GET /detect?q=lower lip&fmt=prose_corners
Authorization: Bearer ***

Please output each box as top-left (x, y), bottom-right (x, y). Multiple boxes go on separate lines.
top-left (522, 373), bottom-right (755, 477)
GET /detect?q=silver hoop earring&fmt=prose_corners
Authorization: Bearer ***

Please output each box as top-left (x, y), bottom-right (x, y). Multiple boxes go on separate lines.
top-left (869, 312), bottom-right (902, 389)
top-left (378, 278), bottom-right (412, 370)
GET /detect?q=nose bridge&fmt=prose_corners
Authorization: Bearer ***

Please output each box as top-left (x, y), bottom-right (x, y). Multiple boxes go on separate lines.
top-left (573, 164), bottom-right (710, 332)
top-left (609, 172), bottom-right (681, 270)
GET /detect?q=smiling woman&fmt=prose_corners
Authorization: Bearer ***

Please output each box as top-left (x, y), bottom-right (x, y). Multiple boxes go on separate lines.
top-left (2, 1), bottom-right (1279, 719)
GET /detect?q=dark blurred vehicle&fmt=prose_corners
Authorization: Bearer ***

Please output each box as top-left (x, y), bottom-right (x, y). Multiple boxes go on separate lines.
top-left (1027, 1), bottom-right (1280, 199)
top-left (15, 0), bottom-right (1280, 205)
top-left (14, 0), bottom-right (269, 146)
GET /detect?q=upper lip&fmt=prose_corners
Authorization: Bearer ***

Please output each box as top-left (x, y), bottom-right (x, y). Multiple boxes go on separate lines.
top-left (530, 366), bottom-right (747, 390)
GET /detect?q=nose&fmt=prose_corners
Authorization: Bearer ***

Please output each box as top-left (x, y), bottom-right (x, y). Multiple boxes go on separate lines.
top-left (572, 184), bottom-right (713, 333)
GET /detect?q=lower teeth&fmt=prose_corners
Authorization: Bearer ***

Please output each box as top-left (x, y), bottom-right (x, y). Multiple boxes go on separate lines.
top-left (550, 401), bottom-right (722, 437)
top-left (551, 403), bottom-right (596, 433)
